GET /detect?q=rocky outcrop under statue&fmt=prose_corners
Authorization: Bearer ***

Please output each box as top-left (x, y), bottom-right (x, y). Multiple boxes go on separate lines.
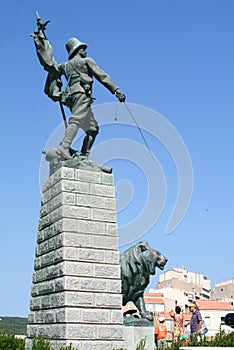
top-left (43, 148), bottom-right (112, 175)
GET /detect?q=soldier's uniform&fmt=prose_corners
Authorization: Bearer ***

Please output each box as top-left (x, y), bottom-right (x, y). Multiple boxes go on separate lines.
top-left (33, 35), bottom-right (125, 159)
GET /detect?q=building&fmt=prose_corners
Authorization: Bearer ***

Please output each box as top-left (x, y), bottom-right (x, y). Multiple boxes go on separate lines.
top-left (144, 292), bottom-right (165, 313)
top-left (211, 279), bottom-right (234, 302)
top-left (155, 267), bottom-right (211, 311)
top-left (122, 292), bottom-right (165, 316)
top-left (198, 299), bottom-right (234, 337)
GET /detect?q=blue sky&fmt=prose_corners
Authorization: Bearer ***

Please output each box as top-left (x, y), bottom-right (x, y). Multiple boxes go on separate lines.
top-left (0, 1), bottom-right (233, 317)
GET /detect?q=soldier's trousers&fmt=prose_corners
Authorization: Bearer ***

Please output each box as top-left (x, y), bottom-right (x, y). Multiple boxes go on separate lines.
top-left (68, 92), bottom-right (98, 132)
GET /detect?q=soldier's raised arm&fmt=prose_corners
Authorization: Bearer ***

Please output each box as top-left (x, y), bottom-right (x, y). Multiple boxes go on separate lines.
top-left (31, 12), bottom-right (62, 101)
top-left (31, 12), bottom-right (59, 74)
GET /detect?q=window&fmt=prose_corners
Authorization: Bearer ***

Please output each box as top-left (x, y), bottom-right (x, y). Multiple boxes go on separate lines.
top-left (205, 316), bottom-right (210, 326)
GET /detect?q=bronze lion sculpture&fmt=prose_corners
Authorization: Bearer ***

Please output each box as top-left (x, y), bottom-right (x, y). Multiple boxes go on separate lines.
top-left (120, 241), bottom-right (168, 321)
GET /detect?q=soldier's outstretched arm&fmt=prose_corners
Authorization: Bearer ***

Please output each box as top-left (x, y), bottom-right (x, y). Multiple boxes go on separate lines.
top-left (86, 57), bottom-right (126, 101)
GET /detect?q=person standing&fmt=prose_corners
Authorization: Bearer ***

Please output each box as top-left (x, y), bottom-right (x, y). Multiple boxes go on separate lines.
top-left (155, 316), bottom-right (168, 349)
top-left (189, 303), bottom-right (202, 342)
top-left (169, 306), bottom-right (185, 342)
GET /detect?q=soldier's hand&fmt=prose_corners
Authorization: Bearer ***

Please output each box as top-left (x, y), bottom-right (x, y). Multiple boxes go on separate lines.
top-left (51, 92), bottom-right (62, 102)
top-left (115, 89), bottom-right (126, 103)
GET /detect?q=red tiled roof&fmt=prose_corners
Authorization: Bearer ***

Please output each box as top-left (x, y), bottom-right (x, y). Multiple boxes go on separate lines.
top-left (198, 300), bottom-right (234, 311)
top-left (144, 297), bottom-right (164, 303)
top-left (144, 292), bottom-right (165, 304)
top-left (144, 292), bottom-right (164, 297)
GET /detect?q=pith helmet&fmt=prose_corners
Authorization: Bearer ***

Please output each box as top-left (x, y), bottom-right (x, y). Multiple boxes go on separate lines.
top-left (66, 37), bottom-right (87, 59)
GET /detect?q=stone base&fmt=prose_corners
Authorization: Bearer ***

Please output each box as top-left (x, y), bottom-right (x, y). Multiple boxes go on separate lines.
top-left (124, 325), bottom-right (155, 350)
top-left (26, 167), bottom-right (123, 349)
top-left (25, 338), bottom-right (124, 350)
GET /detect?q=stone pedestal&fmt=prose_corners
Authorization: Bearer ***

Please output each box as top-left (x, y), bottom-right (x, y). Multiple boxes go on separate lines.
top-left (26, 167), bottom-right (124, 350)
top-left (124, 326), bottom-right (154, 350)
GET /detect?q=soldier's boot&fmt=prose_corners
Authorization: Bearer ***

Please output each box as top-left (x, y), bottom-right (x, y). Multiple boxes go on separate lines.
top-left (58, 123), bottom-right (79, 160)
top-left (81, 127), bottom-right (99, 158)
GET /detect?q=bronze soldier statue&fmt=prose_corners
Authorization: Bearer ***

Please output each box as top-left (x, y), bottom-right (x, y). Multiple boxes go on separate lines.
top-left (32, 13), bottom-right (126, 160)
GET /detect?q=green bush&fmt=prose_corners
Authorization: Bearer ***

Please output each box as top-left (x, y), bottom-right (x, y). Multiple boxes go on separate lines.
top-left (0, 333), bottom-right (25, 350)
top-left (1, 332), bottom-right (233, 349)
top-left (0, 334), bottom-right (75, 350)
top-left (169, 329), bottom-right (234, 348)
top-left (210, 329), bottom-right (234, 347)
top-left (192, 329), bottom-right (234, 347)
top-left (32, 335), bottom-right (75, 350)
top-left (59, 345), bottom-right (75, 350)
top-left (32, 334), bottom-right (51, 350)
top-left (136, 337), bottom-right (147, 350)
